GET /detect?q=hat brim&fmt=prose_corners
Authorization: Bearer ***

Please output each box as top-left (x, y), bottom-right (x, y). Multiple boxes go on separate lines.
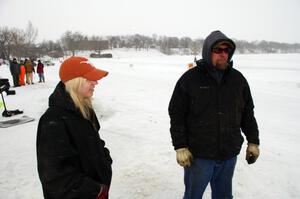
top-left (214, 40), bottom-right (234, 48)
top-left (83, 68), bottom-right (108, 81)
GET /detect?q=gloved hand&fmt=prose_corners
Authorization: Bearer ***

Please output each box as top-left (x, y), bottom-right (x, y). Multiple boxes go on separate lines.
top-left (96, 184), bottom-right (109, 199)
top-left (176, 148), bottom-right (193, 167)
top-left (246, 143), bottom-right (260, 164)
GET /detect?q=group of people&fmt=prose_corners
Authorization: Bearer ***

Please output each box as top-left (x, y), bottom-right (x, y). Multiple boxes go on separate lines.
top-left (36, 30), bottom-right (260, 199)
top-left (9, 58), bottom-right (45, 87)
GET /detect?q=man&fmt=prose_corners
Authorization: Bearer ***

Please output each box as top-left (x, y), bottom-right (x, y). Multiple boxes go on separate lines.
top-left (168, 30), bottom-right (260, 199)
top-left (25, 58), bottom-right (35, 84)
top-left (37, 60), bottom-right (45, 83)
top-left (9, 58), bottom-right (20, 87)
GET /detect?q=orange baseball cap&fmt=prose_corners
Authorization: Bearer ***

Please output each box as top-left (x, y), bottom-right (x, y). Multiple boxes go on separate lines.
top-left (59, 56), bottom-right (108, 83)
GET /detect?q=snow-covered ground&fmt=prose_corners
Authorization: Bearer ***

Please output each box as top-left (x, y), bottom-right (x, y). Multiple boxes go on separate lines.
top-left (0, 49), bottom-right (300, 198)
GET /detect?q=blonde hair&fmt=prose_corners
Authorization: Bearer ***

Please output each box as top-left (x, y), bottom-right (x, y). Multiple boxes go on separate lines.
top-left (64, 77), bottom-right (93, 119)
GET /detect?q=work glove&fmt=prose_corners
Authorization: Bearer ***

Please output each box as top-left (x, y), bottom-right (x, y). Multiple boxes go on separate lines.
top-left (96, 184), bottom-right (109, 199)
top-left (176, 148), bottom-right (193, 167)
top-left (246, 143), bottom-right (260, 164)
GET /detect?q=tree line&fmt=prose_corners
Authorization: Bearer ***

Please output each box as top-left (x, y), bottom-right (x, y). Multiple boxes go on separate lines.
top-left (1, 23), bottom-right (300, 60)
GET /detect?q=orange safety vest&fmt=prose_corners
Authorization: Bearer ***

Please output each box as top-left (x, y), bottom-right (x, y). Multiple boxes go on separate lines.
top-left (19, 65), bottom-right (26, 85)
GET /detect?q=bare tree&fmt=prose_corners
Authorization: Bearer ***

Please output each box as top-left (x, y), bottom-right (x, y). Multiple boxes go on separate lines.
top-left (132, 34), bottom-right (143, 50)
top-left (0, 26), bottom-right (25, 59)
top-left (0, 27), bottom-right (12, 59)
top-left (190, 39), bottom-right (203, 56)
top-left (10, 28), bottom-right (26, 58)
top-left (107, 36), bottom-right (121, 49)
top-left (37, 40), bottom-right (64, 58)
top-left (83, 40), bottom-right (109, 54)
top-left (180, 37), bottom-right (192, 49)
top-left (60, 31), bottom-right (85, 56)
top-left (24, 21), bottom-right (38, 45)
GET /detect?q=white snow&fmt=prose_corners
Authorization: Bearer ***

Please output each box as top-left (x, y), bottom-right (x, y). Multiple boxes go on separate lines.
top-left (0, 49), bottom-right (300, 198)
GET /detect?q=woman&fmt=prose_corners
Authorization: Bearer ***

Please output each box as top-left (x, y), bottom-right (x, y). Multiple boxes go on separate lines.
top-left (37, 56), bottom-right (112, 199)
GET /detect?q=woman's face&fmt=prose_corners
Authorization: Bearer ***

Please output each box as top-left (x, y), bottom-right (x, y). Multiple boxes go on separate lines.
top-left (78, 80), bottom-right (98, 98)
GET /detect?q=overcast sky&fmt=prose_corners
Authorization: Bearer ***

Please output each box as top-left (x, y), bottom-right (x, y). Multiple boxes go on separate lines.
top-left (1, 0), bottom-right (299, 43)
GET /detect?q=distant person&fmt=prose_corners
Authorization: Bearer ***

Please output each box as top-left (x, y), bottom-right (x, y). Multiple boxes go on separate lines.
top-left (25, 59), bottom-right (35, 84)
top-left (37, 56), bottom-right (112, 199)
top-left (9, 58), bottom-right (20, 87)
top-left (24, 59), bottom-right (29, 84)
top-left (168, 30), bottom-right (260, 199)
top-left (19, 60), bottom-right (26, 86)
top-left (37, 60), bottom-right (45, 83)
top-left (31, 58), bottom-right (37, 67)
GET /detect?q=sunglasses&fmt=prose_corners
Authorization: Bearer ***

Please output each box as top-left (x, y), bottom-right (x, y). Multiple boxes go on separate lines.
top-left (212, 47), bottom-right (232, 54)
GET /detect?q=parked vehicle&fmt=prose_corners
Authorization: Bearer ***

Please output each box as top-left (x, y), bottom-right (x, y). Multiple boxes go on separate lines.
top-left (90, 53), bottom-right (113, 58)
top-left (43, 60), bottom-right (55, 66)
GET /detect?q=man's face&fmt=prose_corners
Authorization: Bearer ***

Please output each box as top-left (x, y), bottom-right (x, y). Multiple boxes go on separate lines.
top-left (211, 44), bottom-right (232, 70)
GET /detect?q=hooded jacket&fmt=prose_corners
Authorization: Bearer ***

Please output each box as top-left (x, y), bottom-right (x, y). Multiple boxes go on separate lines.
top-left (37, 62), bottom-right (44, 73)
top-left (9, 60), bottom-right (20, 75)
top-left (37, 82), bottom-right (112, 199)
top-left (168, 31), bottom-right (259, 160)
top-left (25, 60), bottom-right (35, 73)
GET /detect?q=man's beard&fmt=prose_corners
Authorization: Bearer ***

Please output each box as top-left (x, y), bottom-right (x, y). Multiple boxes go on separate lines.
top-left (215, 60), bottom-right (228, 70)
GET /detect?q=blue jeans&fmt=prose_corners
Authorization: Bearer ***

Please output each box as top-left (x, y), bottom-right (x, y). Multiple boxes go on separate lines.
top-left (183, 156), bottom-right (237, 199)
top-left (38, 73), bottom-right (45, 82)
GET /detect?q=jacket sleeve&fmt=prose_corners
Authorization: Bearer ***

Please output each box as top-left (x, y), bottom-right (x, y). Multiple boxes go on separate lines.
top-left (17, 64), bottom-right (20, 74)
top-left (37, 115), bottom-right (101, 199)
top-left (168, 77), bottom-right (189, 150)
top-left (241, 79), bottom-right (260, 145)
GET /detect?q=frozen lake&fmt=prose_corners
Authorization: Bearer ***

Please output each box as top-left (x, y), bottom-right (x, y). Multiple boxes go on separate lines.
top-left (0, 50), bottom-right (300, 198)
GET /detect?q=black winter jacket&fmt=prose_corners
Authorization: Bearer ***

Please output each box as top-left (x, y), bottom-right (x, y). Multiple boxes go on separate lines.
top-left (37, 82), bottom-right (112, 199)
top-left (9, 60), bottom-right (20, 75)
top-left (168, 31), bottom-right (259, 160)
